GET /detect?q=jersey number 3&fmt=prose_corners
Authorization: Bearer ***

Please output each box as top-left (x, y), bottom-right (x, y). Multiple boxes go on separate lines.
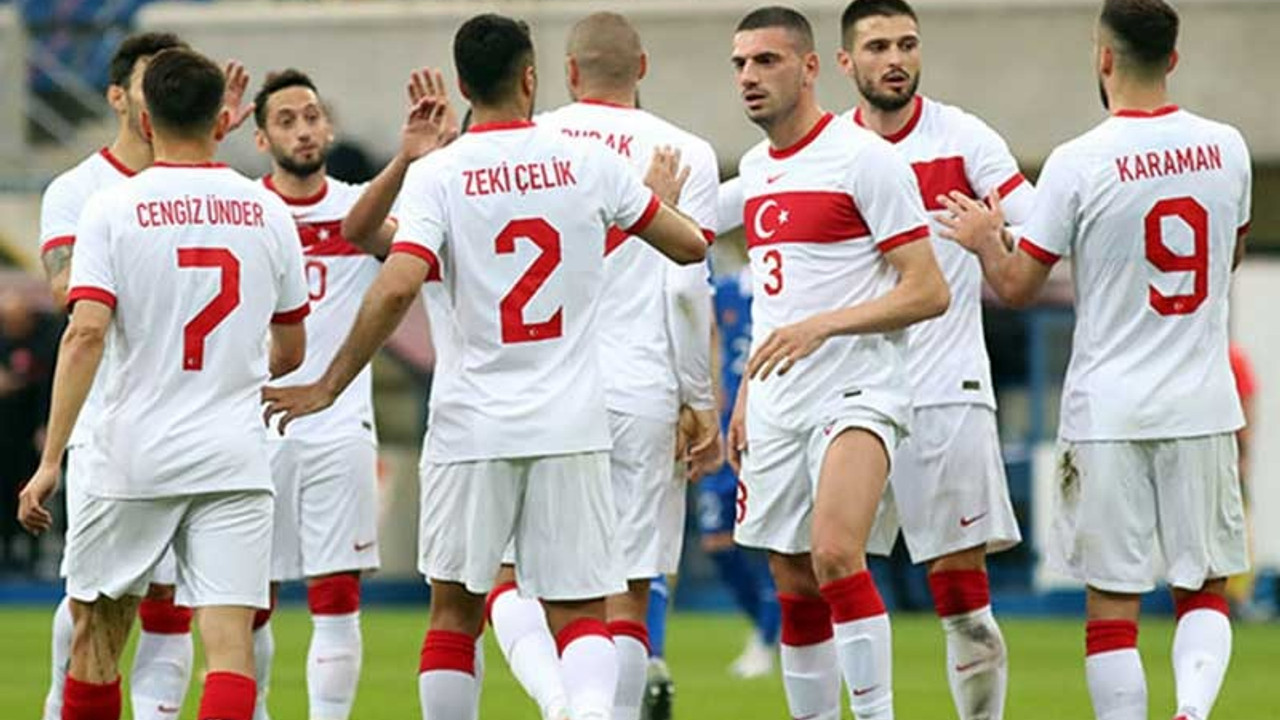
top-left (178, 248), bottom-right (240, 371)
top-left (1145, 197), bottom-right (1208, 316)
top-left (496, 218), bottom-right (563, 344)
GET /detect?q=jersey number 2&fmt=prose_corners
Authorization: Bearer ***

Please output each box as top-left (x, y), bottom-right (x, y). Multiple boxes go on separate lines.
top-left (1145, 197), bottom-right (1207, 316)
top-left (496, 218), bottom-right (563, 344)
top-left (178, 248), bottom-right (240, 371)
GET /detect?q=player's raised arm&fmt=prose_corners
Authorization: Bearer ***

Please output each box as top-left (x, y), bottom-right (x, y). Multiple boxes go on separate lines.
top-left (633, 147), bottom-right (706, 265)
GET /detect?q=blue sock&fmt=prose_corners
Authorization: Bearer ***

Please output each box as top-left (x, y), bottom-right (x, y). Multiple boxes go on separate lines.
top-left (710, 547), bottom-right (780, 644)
top-left (646, 575), bottom-right (669, 659)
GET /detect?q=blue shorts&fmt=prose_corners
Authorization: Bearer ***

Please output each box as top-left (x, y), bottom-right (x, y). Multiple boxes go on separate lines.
top-left (697, 469), bottom-right (740, 536)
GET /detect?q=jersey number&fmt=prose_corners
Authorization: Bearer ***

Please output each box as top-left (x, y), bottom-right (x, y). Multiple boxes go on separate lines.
top-left (762, 249), bottom-right (783, 296)
top-left (496, 218), bottom-right (563, 344)
top-left (177, 248), bottom-right (240, 371)
top-left (305, 260), bottom-right (327, 302)
top-left (1145, 197), bottom-right (1208, 316)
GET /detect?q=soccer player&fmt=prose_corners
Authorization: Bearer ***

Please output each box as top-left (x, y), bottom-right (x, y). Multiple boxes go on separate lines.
top-left (937, 2), bottom-right (1251, 719)
top-left (18, 47), bottom-right (310, 720)
top-left (248, 68), bottom-right (415, 720)
top-left (261, 14), bottom-right (708, 720)
top-left (34, 32), bottom-right (253, 720)
top-left (480, 12), bottom-right (721, 720)
top-left (727, 7), bottom-right (949, 720)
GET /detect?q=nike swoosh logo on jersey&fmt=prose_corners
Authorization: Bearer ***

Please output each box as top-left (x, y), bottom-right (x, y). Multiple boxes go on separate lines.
top-left (852, 685), bottom-right (879, 697)
top-left (767, 172), bottom-right (786, 184)
top-left (960, 512), bottom-right (988, 528)
top-left (354, 540), bottom-right (376, 552)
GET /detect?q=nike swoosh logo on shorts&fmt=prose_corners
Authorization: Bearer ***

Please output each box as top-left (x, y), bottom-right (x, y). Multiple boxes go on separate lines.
top-left (158, 706), bottom-right (180, 714)
top-left (960, 512), bottom-right (988, 527)
top-left (954, 659), bottom-right (985, 672)
top-left (852, 685), bottom-right (879, 697)
top-left (354, 540), bottom-right (375, 551)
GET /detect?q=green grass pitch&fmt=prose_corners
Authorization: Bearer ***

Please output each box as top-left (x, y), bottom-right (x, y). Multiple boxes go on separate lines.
top-left (2, 606), bottom-right (1278, 718)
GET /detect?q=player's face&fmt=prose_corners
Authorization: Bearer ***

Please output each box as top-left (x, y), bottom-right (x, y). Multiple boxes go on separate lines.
top-left (259, 86), bottom-right (333, 178)
top-left (841, 15), bottom-right (920, 112)
top-left (731, 28), bottom-right (815, 128)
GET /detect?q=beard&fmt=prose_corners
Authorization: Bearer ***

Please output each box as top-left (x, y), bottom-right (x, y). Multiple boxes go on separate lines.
top-left (274, 146), bottom-right (328, 178)
top-left (1097, 78), bottom-right (1110, 111)
top-left (858, 71), bottom-right (920, 113)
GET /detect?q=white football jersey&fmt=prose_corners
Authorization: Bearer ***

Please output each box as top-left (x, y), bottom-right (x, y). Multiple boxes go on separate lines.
top-left (1019, 106), bottom-right (1250, 441)
top-left (66, 162), bottom-right (310, 498)
top-left (850, 96), bottom-right (1035, 409)
top-left (393, 119), bottom-right (661, 463)
top-left (262, 176), bottom-right (380, 442)
top-left (538, 100), bottom-right (719, 422)
top-left (739, 113), bottom-right (930, 435)
top-left (39, 148), bottom-right (137, 447)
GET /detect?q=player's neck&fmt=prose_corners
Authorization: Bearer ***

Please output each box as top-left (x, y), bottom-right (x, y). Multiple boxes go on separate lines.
top-left (576, 87), bottom-right (637, 109)
top-left (269, 168), bottom-right (327, 200)
top-left (107, 131), bottom-right (153, 174)
top-left (1106, 80), bottom-right (1170, 116)
top-left (151, 135), bottom-right (218, 166)
top-left (469, 103), bottom-right (531, 129)
top-left (766, 102), bottom-right (827, 153)
top-left (857, 97), bottom-right (916, 139)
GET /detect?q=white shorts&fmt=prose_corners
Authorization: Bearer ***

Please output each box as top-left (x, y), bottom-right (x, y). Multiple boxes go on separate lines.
top-left (64, 491), bottom-right (273, 608)
top-left (868, 405), bottom-right (1021, 563)
top-left (418, 452), bottom-right (626, 601)
top-left (1047, 434), bottom-right (1248, 594)
top-left (61, 446), bottom-right (178, 587)
top-left (270, 436), bottom-right (381, 581)
top-left (608, 411), bottom-right (685, 579)
top-left (734, 408), bottom-right (902, 554)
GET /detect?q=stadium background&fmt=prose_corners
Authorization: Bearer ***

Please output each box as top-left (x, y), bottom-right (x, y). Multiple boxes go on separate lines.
top-left (0, 1), bottom-right (1278, 717)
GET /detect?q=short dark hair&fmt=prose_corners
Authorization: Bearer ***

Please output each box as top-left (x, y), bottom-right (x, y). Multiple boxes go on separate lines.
top-left (453, 14), bottom-right (534, 106)
top-left (142, 48), bottom-right (225, 138)
top-left (253, 69), bottom-right (320, 129)
top-left (736, 6), bottom-right (815, 53)
top-left (108, 32), bottom-right (187, 89)
top-left (841, 0), bottom-right (918, 47)
top-left (1100, 0), bottom-right (1179, 73)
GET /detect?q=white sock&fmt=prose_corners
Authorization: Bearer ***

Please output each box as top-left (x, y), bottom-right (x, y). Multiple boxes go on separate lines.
top-left (130, 628), bottom-right (194, 720)
top-left (419, 670), bottom-right (476, 720)
top-left (780, 641), bottom-right (841, 720)
top-left (1086, 649), bottom-right (1147, 720)
top-left (253, 621), bottom-right (275, 720)
top-left (611, 632), bottom-right (649, 720)
top-left (307, 612), bottom-right (362, 720)
top-left (472, 634), bottom-right (485, 720)
top-left (490, 588), bottom-right (567, 718)
top-left (1173, 608), bottom-right (1232, 720)
top-left (43, 596), bottom-right (73, 720)
top-left (941, 606), bottom-right (1008, 720)
top-left (834, 613), bottom-right (894, 720)
top-left (558, 625), bottom-right (617, 720)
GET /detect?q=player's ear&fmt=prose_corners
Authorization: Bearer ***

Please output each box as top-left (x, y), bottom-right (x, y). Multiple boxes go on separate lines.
top-left (140, 109), bottom-right (154, 143)
top-left (803, 51), bottom-right (820, 88)
top-left (835, 48), bottom-right (853, 76)
top-left (107, 84), bottom-right (127, 115)
top-left (1166, 49), bottom-right (1179, 75)
top-left (637, 52), bottom-right (648, 82)
top-left (565, 55), bottom-right (580, 97)
top-left (1098, 44), bottom-right (1114, 78)
top-left (213, 107), bottom-right (231, 142)
top-left (522, 64), bottom-right (536, 98)
top-left (254, 126), bottom-right (269, 153)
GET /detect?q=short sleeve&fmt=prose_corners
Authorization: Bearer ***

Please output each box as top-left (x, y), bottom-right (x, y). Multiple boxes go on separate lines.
top-left (389, 159), bottom-right (449, 274)
top-left (267, 201), bottom-right (310, 323)
top-left (963, 114), bottom-right (1035, 226)
top-left (66, 194), bottom-right (117, 309)
top-left (1018, 148), bottom-right (1080, 265)
top-left (677, 140), bottom-right (720, 244)
top-left (1234, 130), bottom-right (1252, 238)
top-left (716, 176), bottom-right (745, 235)
top-left (849, 140), bottom-right (931, 253)
top-left (39, 174), bottom-right (83, 255)
top-left (600, 147), bottom-right (660, 235)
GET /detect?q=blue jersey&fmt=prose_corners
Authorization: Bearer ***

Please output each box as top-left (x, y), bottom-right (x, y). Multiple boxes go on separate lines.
top-left (713, 269), bottom-right (753, 430)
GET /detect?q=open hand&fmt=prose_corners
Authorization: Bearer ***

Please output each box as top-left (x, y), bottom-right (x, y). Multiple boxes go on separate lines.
top-left (745, 316), bottom-right (829, 382)
top-left (222, 60), bottom-right (255, 135)
top-left (936, 189), bottom-right (1006, 253)
top-left (402, 68), bottom-right (459, 161)
top-left (643, 146), bottom-right (691, 206)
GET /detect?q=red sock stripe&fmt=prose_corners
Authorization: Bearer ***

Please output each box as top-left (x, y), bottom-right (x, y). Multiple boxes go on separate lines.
top-left (608, 619), bottom-right (651, 654)
top-left (485, 581), bottom-right (519, 623)
top-left (419, 629), bottom-right (476, 675)
top-left (198, 671), bottom-right (256, 720)
top-left (554, 617), bottom-right (612, 656)
top-left (137, 597), bottom-right (193, 635)
top-left (1085, 619), bottom-right (1138, 656)
top-left (308, 573), bottom-right (361, 615)
top-left (778, 593), bottom-right (834, 646)
top-left (1175, 592), bottom-right (1230, 621)
top-left (928, 570), bottom-right (992, 618)
top-left (63, 675), bottom-right (122, 720)
top-left (819, 571), bottom-right (887, 624)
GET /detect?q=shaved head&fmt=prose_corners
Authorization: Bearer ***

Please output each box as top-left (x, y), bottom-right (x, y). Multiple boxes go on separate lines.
top-left (567, 12), bottom-right (644, 90)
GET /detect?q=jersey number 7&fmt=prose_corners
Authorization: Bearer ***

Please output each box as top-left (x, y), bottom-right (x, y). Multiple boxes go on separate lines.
top-left (178, 247), bottom-right (240, 371)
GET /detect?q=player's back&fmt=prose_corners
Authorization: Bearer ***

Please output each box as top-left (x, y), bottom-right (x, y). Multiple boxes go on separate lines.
top-left (72, 163), bottom-right (307, 497)
top-left (398, 120), bottom-right (660, 462)
top-left (1026, 106), bottom-right (1249, 440)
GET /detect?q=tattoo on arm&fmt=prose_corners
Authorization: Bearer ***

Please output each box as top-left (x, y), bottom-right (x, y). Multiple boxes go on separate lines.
top-left (41, 245), bottom-right (73, 281)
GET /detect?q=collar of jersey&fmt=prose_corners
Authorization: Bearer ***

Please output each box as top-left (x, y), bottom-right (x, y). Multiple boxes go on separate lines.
top-left (768, 112), bottom-right (835, 160)
top-left (852, 95), bottom-right (924, 144)
top-left (99, 147), bottom-right (138, 177)
top-left (263, 173), bottom-right (329, 206)
top-left (1112, 104), bottom-right (1180, 119)
top-left (151, 161), bottom-right (228, 169)
top-left (578, 98), bottom-right (636, 110)
top-left (468, 119), bottom-right (536, 134)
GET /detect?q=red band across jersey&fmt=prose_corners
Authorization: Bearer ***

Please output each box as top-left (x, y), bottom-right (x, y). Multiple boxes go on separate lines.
top-left (744, 191), bottom-right (870, 248)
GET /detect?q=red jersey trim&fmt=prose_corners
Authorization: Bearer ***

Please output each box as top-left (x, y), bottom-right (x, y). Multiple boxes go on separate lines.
top-left (853, 96), bottom-right (924, 145)
top-left (263, 174), bottom-right (329, 206)
top-left (1113, 105), bottom-right (1180, 119)
top-left (769, 113), bottom-right (834, 160)
top-left (152, 161), bottom-right (229, 169)
top-left (1237, 221), bottom-right (1251, 239)
top-left (468, 119), bottom-right (535, 134)
top-left (99, 147), bottom-right (138, 177)
top-left (578, 98), bottom-right (635, 110)
top-left (41, 235), bottom-right (75, 254)
top-left (623, 193), bottom-right (662, 235)
top-left (996, 172), bottom-right (1028, 199)
top-left (877, 225), bottom-right (929, 253)
top-left (390, 241), bottom-right (443, 281)
top-left (1018, 237), bottom-right (1061, 266)
top-left (913, 156), bottom-right (977, 211)
top-left (271, 303), bottom-right (311, 325)
top-left (67, 286), bottom-right (117, 310)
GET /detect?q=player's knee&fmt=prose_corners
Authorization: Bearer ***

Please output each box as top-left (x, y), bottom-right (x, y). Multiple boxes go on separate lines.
top-left (768, 553), bottom-right (820, 595)
top-left (810, 540), bottom-right (863, 584)
top-left (428, 584), bottom-right (487, 636)
top-left (144, 582), bottom-right (176, 602)
top-left (308, 572), bottom-right (361, 616)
